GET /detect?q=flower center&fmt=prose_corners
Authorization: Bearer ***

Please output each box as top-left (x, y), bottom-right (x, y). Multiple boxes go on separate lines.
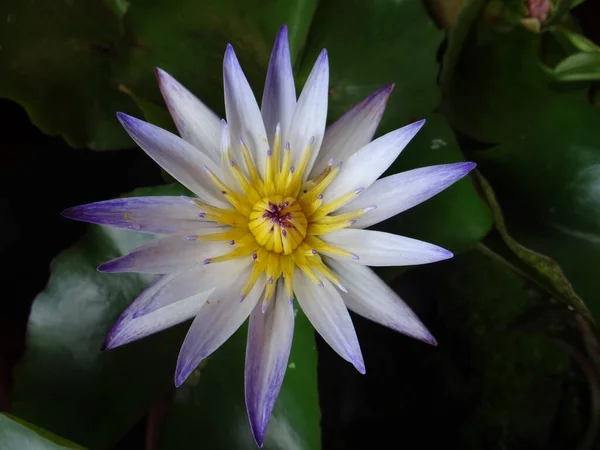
top-left (249, 195), bottom-right (307, 255)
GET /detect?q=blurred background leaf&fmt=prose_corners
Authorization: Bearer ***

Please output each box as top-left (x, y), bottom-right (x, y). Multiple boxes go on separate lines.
top-left (296, 0), bottom-right (442, 128)
top-left (474, 98), bottom-right (600, 321)
top-left (0, 413), bottom-right (86, 450)
top-left (318, 250), bottom-right (587, 450)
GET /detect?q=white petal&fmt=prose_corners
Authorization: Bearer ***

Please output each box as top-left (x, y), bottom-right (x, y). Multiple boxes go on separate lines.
top-left (131, 258), bottom-right (249, 317)
top-left (245, 282), bottom-right (294, 446)
top-left (155, 68), bottom-right (222, 163)
top-left (175, 266), bottom-right (263, 386)
top-left (322, 229), bottom-right (453, 267)
top-left (324, 257), bottom-right (436, 344)
top-left (117, 113), bottom-right (227, 208)
top-left (98, 230), bottom-right (233, 274)
top-left (294, 269), bottom-right (365, 373)
top-left (261, 25), bottom-right (296, 148)
top-left (286, 49), bottom-right (329, 179)
top-left (61, 196), bottom-right (213, 234)
top-left (103, 274), bottom-right (211, 350)
top-left (219, 120), bottom-right (243, 193)
top-left (223, 45), bottom-right (270, 178)
top-left (310, 84), bottom-right (393, 178)
top-left (339, 162), bottom-right (477, 229)
top-left (322, 120), bottom-right (425, 204)
top-left (104, 259), bottom-right (249, 349)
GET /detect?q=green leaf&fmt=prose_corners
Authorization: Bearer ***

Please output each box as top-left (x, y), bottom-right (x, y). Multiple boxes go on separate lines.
top-left (475, 172), bottom-right (589, 319)
top-left (551, 26), bottom-right (600, 53)
top-left (440, 1), bottom-right (588, 143)
top-left (319, 250), bottom-right (580, 448)
top-left (11, 184), bottom-right (321, 448)
top-left (0, 0), bottom-right (317, 150)
top-left (474, 98), bottom-right (600, 319)
top-left (0, 0), bottom-right (136, 150)
top-left (552, 52), bottom-right (600, 81)
top-left (0, 414), bottom-right (86, 450)
top-left (381, 114), bottom-right (493, 253)
top-left (296, 0), bottom-right (443, 129)
top-left (112, 0), bottom-right (318, 120)
top-left (158, 309), bottom-right (320, 450)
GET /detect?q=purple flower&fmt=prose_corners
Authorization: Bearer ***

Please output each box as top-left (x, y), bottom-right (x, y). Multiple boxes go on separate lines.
top-left (63, 25), bottom-right (476, 447)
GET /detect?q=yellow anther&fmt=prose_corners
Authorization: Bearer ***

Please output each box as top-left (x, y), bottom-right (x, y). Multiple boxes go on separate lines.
top-left (307, 220), bottom-right (354, 235)
top-left (193, 227), bottom-right (249, 243)
top-left (277, 143), bottom-right (292, 192)
top-left (227, 151), bottom-right (262, 204)
top-left (309, 188), bottom-right (364, 221)
top-left (203, 166), bottom-right (252, 215)
top-left (285, 138), bottom-right (314, 198)
top-left (240, 138), bottom-right (265, 196)
top-left (300, 160), bottom-right (340, 203)
top-left (303, 235), bottom-right (358, 260)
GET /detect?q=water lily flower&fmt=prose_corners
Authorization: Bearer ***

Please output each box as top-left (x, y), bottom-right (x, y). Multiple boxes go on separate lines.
top-left (63, 25), bottom-right (475, 446)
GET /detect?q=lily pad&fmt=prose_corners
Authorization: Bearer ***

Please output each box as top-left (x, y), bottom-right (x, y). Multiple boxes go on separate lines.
top-left (0, 0), bottom-right (318, 150)
top-left (0, 0), bottom-right (135, 149)
top-left (295, 0), bottom-right (443, 129)
top-left (474, 98), bottom-right (600, 319)
top-left (11, 184), bottom-right (321, 449)
top-left (112, 0), bottom-right (318, 120)
top-left (0, 414), bottom-right (86, 450)
top-left (475, 172), bottom-right (590, 319)
top-left (440, 0), bottom-right (588, 143)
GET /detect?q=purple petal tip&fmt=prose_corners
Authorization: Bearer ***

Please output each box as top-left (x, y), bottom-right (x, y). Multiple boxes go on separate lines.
top-left (354, 359), bottom-right (366, 375)
top-left (97, 261), bottom-right (114, 272)
top-left (464, 161), bottom-right (477, 172)
top-left (425, 334), bottom-right (438, 346)
top-left (441, 248), bottom-right (454, 260)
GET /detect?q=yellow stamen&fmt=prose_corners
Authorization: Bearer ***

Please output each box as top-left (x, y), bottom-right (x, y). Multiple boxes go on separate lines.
top-left (203, 166), bottom-right (252, 215)
top-left (309, 188), bottom-right (365, 221)
top-left (307, 220), bottom-right (354, 235)
top-left (285, 137), bottom-right (314, 198)
top-left (300, 160), bottom-right (340, 203)
top-left (240, 138), bottom-right (265, 196)
top-left (227, 152), bottom-right (262, 204)
top-left (277, 142), bottom-right (292, 192)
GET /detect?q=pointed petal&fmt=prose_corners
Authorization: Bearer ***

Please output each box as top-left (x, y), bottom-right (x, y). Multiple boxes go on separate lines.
top-left (322, 120), bottom-right (425, 204)
top-left (324, 257), bottom-right (436, 344)
top-left (175, 267), bottom-right (263, 387)
top-left (117, 113), bottom-right (227, 207)
top-left (261, 25), bottom-right (296, 147)
top-left (322, 229), bottom-right (452, 267)
top-left (310, 84), bottom-right (393, 178)
top-left (134, 258), bottom-right (250, 318)
top-left (104, 258), bottom-right (251, 350)
top-left (98, 230), bottom-right (233, 274)
top-left (245, 282), bottom-right (294, 447)
top-left (155, 68), bottom-right (221, 163)
top-left (339, 162), bottom-right (477, 229)
top-left (62, 196), bottom-right (214, 234)
top-left (294, 269), bottom-right (365, 373)
top-left (286, 49), bottom-right (329, 178)
top-left (223, 44), bottom-right (270, 178)
top-left (219, 120), bottom-right (243, 193)
top-left (103, 274), bottom-right (210, 350)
